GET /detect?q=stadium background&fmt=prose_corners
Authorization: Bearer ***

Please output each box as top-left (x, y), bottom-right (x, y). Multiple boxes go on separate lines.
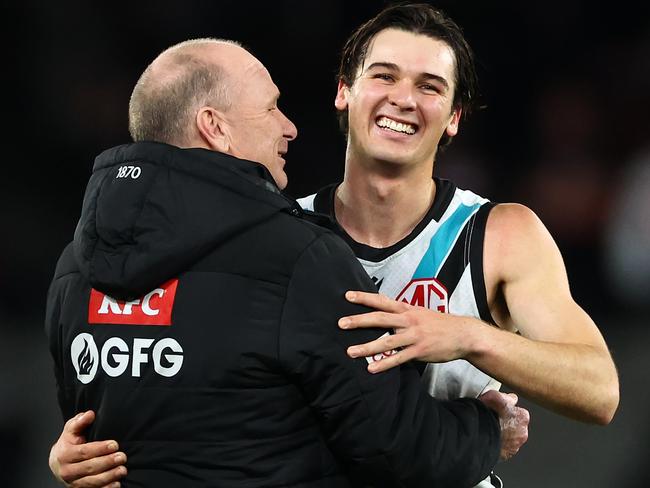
top-left (2, 1), bottom-right (649, 486)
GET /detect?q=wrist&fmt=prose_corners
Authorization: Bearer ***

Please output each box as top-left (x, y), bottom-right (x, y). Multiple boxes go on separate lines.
top-left (461, 317), bottom-right (492, 361)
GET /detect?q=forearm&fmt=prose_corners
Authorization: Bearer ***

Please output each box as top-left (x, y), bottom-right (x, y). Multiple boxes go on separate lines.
top-left (465, 321), bottom-right (619, 424)
top-left (338, 287), bottom-right (619, 424)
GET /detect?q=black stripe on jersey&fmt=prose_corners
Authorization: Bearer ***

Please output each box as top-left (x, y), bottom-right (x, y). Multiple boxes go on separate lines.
top-left (435, 219), bottom-right (472, 300)
top-left (312, 182), bottom-right (336, 216)
top-left (312, 179), bottom-right (457, 263)
top-left (435, 202), bottom-right (496, 325)
top-left (470, 202), bottom-right (497, 325)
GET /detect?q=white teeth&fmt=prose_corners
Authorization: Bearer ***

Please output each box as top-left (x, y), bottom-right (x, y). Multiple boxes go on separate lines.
top-left (376, 116), bottom-right (416, 135)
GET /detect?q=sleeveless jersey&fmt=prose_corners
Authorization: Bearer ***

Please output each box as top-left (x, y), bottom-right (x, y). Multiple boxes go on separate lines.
top-left (298, 179), bottom-right (504, 487)
top-left (297, 178), bottom-right (501, 401)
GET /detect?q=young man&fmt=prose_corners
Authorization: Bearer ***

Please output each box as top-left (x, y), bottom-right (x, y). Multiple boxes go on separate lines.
top-left (296, 4), bottom-right (618, 487)
top-left (45, 37), bottom-right (527, 487)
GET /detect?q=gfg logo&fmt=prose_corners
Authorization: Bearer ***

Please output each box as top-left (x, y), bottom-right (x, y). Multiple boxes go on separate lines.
top-left (71, 333), bottom-right (184, 384)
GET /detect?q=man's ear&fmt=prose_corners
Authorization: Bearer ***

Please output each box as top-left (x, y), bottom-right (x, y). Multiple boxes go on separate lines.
top-left (196, 106), bottom-right (230, 153)
top-left (334, 80), bottom-right (350, 111)
top-left (445, 107), bottom-right (462, 138)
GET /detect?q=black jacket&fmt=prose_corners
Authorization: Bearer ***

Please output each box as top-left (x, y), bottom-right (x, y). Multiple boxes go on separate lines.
top-left (45, 142), bottom-right (500, 487)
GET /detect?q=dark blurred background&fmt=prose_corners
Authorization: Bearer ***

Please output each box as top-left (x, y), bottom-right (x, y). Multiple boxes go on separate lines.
top-left (2, 1), bottom-right (649, 486)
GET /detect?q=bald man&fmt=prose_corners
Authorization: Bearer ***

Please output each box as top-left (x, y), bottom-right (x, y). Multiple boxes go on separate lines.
top-left (45, 39), bottom-right (528, 487)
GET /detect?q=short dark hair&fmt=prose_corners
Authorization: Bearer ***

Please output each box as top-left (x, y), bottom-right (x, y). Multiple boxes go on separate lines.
top-left (337, 3), bottom-right (480, 147)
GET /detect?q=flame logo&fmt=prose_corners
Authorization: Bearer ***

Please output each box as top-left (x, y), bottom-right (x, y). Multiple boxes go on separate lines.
top-left (77, 338), bottom-right (94, 375)
top-left (71, 333), bottom-right (98, 384)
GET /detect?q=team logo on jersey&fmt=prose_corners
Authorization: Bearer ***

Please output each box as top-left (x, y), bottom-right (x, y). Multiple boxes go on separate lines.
top-left (70, 333), bottom-right (184, 383)
top-left (396, 278), bottom-right (448, 312)
top-left (88, 279), bottom-right (179, 326)
top-left (71, 333), bottom-right (99, 384)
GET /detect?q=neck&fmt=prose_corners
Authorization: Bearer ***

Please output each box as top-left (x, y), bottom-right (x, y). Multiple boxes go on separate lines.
top-left (336, 151), bottom-right (436, 248)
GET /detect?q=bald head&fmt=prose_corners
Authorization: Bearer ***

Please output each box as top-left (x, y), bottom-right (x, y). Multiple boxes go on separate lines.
top-left (127, 37), bottom-right (297, 189)
top-left (128, 38), bottom-right (249, 146)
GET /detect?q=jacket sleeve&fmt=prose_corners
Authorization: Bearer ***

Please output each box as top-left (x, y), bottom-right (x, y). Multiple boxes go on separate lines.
top-left (278, 232), bottom-right (500, 488)
top-left (44, 244), bottom-right (77, 422)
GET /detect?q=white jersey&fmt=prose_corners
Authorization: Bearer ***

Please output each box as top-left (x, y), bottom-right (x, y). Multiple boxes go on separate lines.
top-left (298, 179), bottom-right (503, 488)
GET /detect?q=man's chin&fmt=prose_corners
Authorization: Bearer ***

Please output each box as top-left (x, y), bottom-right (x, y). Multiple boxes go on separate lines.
top-left (367, 149), bottom-right (417, 167)
top-left (274, 171), bottom-right (288, 190)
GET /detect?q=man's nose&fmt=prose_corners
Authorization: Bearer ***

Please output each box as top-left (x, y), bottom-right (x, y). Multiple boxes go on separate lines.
top-left (388, 80), bottom-right (416, 110)
top-left (281, 110), bottom-right (298, 140)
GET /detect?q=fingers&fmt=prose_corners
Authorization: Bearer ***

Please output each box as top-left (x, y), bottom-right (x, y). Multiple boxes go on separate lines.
top-left (477, 390), bottom-right (505, 410)
top-left (478, 390), bottom-right (518, 411)
top-left (345, 291), bottom-right (409, 313)
top-left (505, 392), bottom-right (519, 406)
top-left (347, 332), bottom-right (408, 359)
top-left (58, 452), bottom-right (128, 486)
top-left (502, 408), bottom-right (530, 460)
top-left (339, 310), bottom-right (405, 330)
top-left (51, 412), bottom-right (128, 487)
top-left (64, 411), bottom-right (96, 438)
top-left (59, 440), bottom-right (123, 464)
top-left (497, 404), bottom-right (530, 462)
top-left (346, 334), bottom-right (417, 373)
top-left (63, 464), bottom-right (128, 488)
top-left (366, 348), bottom-right (413, 373)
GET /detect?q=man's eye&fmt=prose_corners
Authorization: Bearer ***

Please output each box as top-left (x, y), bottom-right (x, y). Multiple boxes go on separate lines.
top-left (421, 84), bottom-right (439, 92)
top-left (374, 73), bottom-right (394, 81)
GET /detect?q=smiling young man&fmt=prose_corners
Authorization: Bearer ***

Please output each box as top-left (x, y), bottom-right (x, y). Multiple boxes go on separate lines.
top-left (297, 4), bottom-right (619, 487)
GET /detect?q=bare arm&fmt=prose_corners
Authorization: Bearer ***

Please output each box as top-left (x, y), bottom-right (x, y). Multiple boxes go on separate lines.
top-left (476, 203), bottom-right (619, 424)
top-left (49, 411), bottom-right (127, 488)
top-left (339, 204), bottom-right (619, 424)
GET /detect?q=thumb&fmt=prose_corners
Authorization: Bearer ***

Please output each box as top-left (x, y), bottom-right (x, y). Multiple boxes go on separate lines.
top-left (65, 410), bottom-right (96, 436)
top-left (479, 390), bottom-right (517, 413)
top-left (504, 393), bottom-right (518, 407)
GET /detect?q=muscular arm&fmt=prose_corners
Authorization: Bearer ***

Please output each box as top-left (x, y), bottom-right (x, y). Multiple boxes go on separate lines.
top-left (340, 204), bottom-right (619, 425)
top-left (473, 203), bottom-right (619, 424)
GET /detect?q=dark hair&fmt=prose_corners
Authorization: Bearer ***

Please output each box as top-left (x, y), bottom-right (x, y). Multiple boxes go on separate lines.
top-left (337, 3), bottom-right (480, 147)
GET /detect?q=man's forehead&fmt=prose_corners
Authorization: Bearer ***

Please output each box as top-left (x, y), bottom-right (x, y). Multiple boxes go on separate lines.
top-left (247, 61), bottom-right (278, 88)
top-left (361, 28), bottom-right (456, 76)
top-left (243, 58), bottom-right (270, 79)
top-left (233, 60), bottom-right (280, 105)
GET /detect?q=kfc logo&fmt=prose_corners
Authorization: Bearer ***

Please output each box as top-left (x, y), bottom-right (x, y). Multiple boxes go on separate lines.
top-left (396, 278), bottom-right (447, 312)
top-left (365, 332), bottom-right (398, 365)
top-left (88, 279), bottom-right (179, 325)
